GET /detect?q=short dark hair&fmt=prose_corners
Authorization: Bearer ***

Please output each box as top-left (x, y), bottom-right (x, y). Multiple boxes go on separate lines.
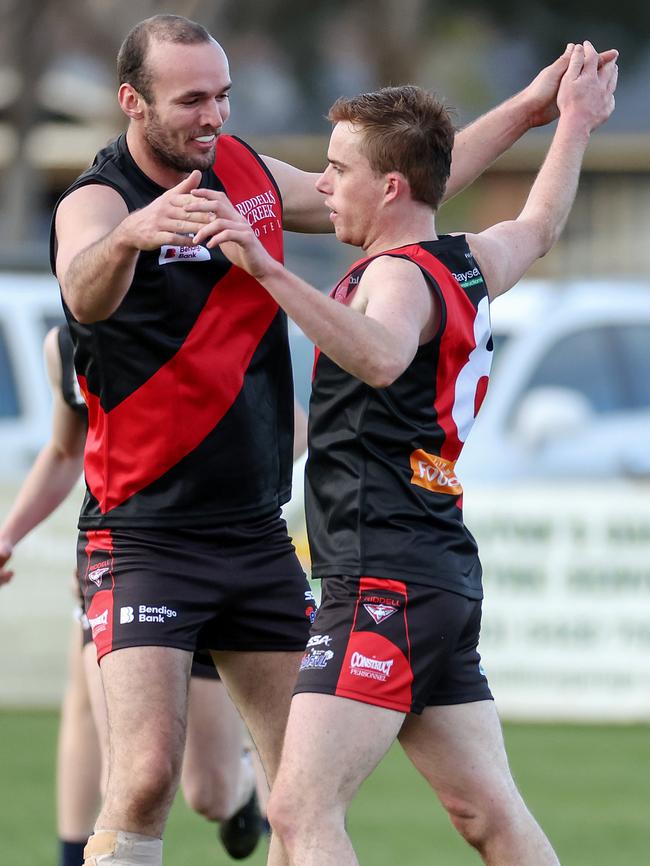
top-left (328, 85), bottom-right (455, 210)
top-left (117, 14), bottom-right (213, 103)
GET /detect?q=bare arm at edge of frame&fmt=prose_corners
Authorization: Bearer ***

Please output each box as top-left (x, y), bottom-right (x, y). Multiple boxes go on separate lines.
top-left (464, 43), bottom-right (617, 301)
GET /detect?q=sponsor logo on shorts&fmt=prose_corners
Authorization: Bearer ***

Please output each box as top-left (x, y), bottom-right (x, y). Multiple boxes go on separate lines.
top-left (137, 604), bottom-right (178, 624)
top-left (363, 603), bottom-right (399, 625)
top-left (409, 449), bottom-right (463, 496)
top-left (304, 590), bottom-right (317, 622)
top-left (300, 648), bottom-right (334, 671)
top-left (349, 651), bottom-right (394, 682)
top-left (120, 606), bottom-right (134, 624)
top-left (88, 608), bottom-right (109, 637)
top-left (158, 244), bottom-right (211, 265)
top-left (88, 566), bottom-right (110, 587)
top-left (306, 634), bottom-right (332, 648)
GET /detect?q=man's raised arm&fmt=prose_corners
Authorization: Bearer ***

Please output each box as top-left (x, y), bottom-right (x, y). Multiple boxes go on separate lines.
top-left (444, 43), bottom-right (618, 201)
top-left (466, 42), bottom-right (618, 300)
top-left (55, 172), bottom-right (207, 324)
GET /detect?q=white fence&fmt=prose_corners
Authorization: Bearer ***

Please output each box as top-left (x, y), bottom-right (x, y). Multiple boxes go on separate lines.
top-left (466, 483), bottom-right (650, 721)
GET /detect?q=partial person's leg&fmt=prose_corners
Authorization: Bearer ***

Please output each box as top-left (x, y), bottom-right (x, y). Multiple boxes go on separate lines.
top-left (82, 641), bottom-right (108, 793)
top-left (268, 693), bottom-right (404, 866)
top-left (83, 646), bottom-right (192, 866)
top-left (398, 701), bottom-right (561, 866)
top-left (182, 675), bottom-right (253, 821)
top-left (213, 650), bottom-right (303, 866)
top-left (57, 622), bottom-right (101, 866)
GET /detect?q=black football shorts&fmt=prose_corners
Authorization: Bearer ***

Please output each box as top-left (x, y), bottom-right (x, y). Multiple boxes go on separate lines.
top-left (294, 575), bottom-right (492, 714)
top-left (77, 512), bottom-right (315, 663)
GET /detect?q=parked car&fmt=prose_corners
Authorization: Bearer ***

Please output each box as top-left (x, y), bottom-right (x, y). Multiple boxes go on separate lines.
top-left (455, 280), bottom-right (650, 484)
top-left (0, 272), bottom-right (64, 478)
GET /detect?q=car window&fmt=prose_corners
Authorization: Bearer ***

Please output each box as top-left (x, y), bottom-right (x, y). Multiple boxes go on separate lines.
top-left (615, 324), bottom-right (650, 410)
top-left (523, 326), bottom-right (622, 413)
top-left (0, 323), bottom-right (20, 418)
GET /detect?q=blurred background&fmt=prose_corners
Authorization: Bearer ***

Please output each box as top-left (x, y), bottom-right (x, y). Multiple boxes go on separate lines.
top-left (1, 2), bottom-right (649, 864)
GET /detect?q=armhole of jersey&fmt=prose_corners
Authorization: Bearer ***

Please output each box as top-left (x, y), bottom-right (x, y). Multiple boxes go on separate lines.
top-left (229, 135), bottom-right (284, 217)
top-left (458, 234), bottom-right (491, 301)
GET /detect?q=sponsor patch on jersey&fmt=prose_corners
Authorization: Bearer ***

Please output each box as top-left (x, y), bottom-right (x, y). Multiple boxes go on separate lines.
top-left (159, 244), bottom-right (211, 264)
top-left (409, 449), bottom-right (463, 496)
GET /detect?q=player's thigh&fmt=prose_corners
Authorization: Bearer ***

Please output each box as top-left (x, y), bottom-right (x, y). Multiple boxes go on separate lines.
top-left (212, 649), bottom-right (303, 782)
top-left (184, 674), bottom-right (243, 776)
top-left (276, 692), bottom-right (404, 809)
top-left (99, 645), bottom-right (192, 769)
top-left (398, 700), bottom-right (517, 808)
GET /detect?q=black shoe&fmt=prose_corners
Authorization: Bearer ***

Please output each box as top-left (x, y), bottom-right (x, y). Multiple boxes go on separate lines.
top-left (218, 790), bottom-right (264, 860)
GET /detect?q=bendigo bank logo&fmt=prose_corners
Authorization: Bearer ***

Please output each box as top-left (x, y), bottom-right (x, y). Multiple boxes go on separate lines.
top-left (409, 449), bottom-right (463, 496)
top-left (159, 244), bottom-right (211, 265)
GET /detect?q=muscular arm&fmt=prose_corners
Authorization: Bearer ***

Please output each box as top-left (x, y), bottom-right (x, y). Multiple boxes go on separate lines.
top-left (191, 192), bottom-right (434, 386)
top-left (465, 43), bottom-right (617, 300)
top-left (251, 255), bottom-right (432, 387)
top-left (55, 184), bottom-right (137, 323)
top-left (55, 170), bottom-right (209, 323)
top-left (0, 328), bottom-right (86, 584)
top-left (261, 155), bottom-right (331, 233)
top-left (263, 46), bottom-right (618, 231)
top-left (444, 44), bottom-right (618, 202)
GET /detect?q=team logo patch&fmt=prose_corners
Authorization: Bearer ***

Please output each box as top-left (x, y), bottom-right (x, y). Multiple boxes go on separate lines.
top-left (159, 244), bottom-right (211, 265)
top-left (88, 566), bottom-right (110, 587)
top-left (363, 603), bottom-right (399, 625)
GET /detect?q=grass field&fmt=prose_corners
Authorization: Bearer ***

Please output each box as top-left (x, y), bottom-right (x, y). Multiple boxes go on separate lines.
top-left (1, 710), bottom-right (649, 865)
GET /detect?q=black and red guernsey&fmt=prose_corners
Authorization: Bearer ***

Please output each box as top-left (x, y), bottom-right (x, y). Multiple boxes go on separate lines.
top-left (50, 133), bottom-right (293, 529)
top-left (306, 235), bottom-right (493, 599)
top-left (57, 325), bottom-right (88, 421)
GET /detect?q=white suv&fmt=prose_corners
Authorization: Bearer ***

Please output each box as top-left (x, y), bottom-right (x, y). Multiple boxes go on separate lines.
top-left (0, 272), bottom-right (65, 478)
top-left (456, 280), bottom-right (650, 484)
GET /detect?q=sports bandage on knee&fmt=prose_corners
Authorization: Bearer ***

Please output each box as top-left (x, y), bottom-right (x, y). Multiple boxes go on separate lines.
top-left (83, 831), bottom-right (162, 865)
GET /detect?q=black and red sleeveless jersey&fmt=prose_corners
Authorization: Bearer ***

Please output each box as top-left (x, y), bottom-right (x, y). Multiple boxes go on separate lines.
top-left (49, 133), bottom-right (293, 529)
top-left (57, 325), bottom-right (87, 420)
top-left (306, 235), bottom-right (492, 598)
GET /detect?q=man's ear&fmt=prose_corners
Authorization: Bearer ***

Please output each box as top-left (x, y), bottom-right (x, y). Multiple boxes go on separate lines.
top-left (384, 172), bottom-right (408, 204)
top-left (118, 83), bottom-right (146, 120)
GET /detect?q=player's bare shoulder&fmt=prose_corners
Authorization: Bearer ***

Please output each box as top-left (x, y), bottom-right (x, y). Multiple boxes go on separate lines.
top-left (358, 253), bottom-right (436, 342)
top-left (54, 184), bottom-right (129, 281)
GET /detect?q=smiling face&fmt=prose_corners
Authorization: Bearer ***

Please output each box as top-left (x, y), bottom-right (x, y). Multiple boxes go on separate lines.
top-left (138, 38), bottom-right (231, 174)
top-left (315, 121), bottom-right (387, 250)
